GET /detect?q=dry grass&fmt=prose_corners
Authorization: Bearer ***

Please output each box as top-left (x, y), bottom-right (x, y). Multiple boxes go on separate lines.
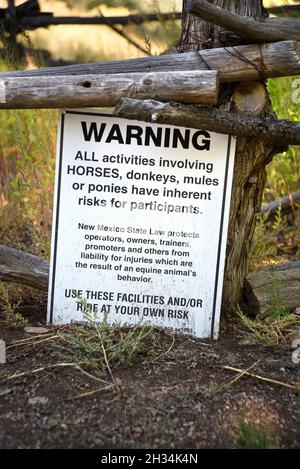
top-left (52, 303), bottom-right (153, 381)
top-left (238, 308), bottom-right (300, 346)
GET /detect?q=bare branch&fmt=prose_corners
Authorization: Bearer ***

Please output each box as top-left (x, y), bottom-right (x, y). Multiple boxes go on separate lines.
top-left (188, 0), bottom-right (300, 42)
top-left (114, 98), bottom-right (300, 146)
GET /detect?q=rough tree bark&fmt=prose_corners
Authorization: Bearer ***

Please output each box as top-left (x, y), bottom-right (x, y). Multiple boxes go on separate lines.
top-left (115, 98), bottom-right (300, 146)
top-left (179, 0), bottom-right (284, 315)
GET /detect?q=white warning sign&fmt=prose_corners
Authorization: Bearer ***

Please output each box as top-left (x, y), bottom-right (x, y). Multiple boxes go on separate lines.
top-left (48, 109), bottom-right (236, 338)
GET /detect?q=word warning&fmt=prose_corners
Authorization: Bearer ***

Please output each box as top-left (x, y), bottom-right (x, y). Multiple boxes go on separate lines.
top-left (47, 109), bottom-right (236, 338)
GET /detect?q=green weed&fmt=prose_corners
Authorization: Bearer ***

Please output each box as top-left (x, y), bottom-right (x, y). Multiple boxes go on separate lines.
top-left (267, 76), bottom-right (300, 198)
top-left (266, 261), bottom-right (291, 318)
top-left (0, 281), bottom-right (27, 327)
top-left (53, 299), bottom-right (153, 379)
top-left (237, 420), bottom-right (277, 449)
top-left (0, 107), bottom-right (57, 256)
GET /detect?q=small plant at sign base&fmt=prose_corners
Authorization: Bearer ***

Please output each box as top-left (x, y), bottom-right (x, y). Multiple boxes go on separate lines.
top-left (0, 281), bottom-right (27, 327)
top-left (237, 420), bottom-right (277, 449)
top-left (54, 298), bottom-right (153, 379)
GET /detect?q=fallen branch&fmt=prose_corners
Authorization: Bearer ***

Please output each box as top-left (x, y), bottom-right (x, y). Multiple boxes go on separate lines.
top-left (0, 70), bottom-right (219, 108)
top-left (1, 41), bottom-right (299, 83)
top-left (114, 98), bottom-right (300, 146)
top-left (0, 244), bottom-right (49, 290)
top-left (188, 0), bottom-right (300, 42)
top-left (261, 191), bottom-right (300, 221)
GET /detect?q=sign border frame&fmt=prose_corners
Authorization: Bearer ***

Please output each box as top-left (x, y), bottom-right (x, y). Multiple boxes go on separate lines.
top-left (48, 109), bottom-right (234, 339)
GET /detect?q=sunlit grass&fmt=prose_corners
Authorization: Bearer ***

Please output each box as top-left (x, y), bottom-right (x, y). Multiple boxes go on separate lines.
top-left (14, 0), bottom-right (181, 62)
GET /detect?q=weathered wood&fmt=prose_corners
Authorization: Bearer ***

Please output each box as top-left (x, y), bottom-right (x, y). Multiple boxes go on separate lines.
top-left (179, 0), bottom-right (267, 51)
top-left (114, 98), bottom-right (300, 146)
top-left (0, 40), bottom-right (299, 83)
top-left (246, 262), bottom-right (300, 314)
top-left (188, 0), bottom-right (300, 42)
top-left (0, 245), bottom-right (49, 290)
top-left (0, 70), bottom-right (219, 108)
top-left (261, 191), bottom-right (300, 222)
top-left (232, 81), bottom-right (268, 116)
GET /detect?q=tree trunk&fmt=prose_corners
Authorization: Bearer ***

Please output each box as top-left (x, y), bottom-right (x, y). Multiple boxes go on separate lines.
top-left (179, 0), bottom-right (284, 315)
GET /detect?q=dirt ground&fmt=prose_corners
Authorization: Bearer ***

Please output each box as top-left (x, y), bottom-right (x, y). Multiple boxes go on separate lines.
top-left (0, 301), bottom-right (300, 450)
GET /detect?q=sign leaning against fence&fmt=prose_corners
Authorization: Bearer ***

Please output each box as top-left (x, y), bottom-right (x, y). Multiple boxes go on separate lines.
top-left (47, 109), bottom-right (236, 339)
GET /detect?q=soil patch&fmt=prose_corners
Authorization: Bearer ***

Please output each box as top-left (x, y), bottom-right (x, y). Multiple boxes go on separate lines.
top-left (0, 312), bottom-right (299, 449)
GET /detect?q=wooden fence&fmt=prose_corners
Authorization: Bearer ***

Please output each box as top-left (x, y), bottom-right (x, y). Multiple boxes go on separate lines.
top-left (0, 0), bottom-right (299, 55)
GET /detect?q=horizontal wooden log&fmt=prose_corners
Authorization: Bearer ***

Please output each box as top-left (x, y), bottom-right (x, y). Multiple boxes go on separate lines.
top-left (246, 261), bottom-right (300, 314)
top-left (188, 0), bottom-right (300, 42)
top-left (265, 18), bottom-right (300, 41)
top-left (0, 70), bottom-right (219, 108)
top-left (0, 40), bottom-right (299, 83)
top-left (114, 98), bottom-right (300, 146)
top-left (0, 245), bottom-right (49, 290)
top-left (261, 191), bottom-right (300, 222)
